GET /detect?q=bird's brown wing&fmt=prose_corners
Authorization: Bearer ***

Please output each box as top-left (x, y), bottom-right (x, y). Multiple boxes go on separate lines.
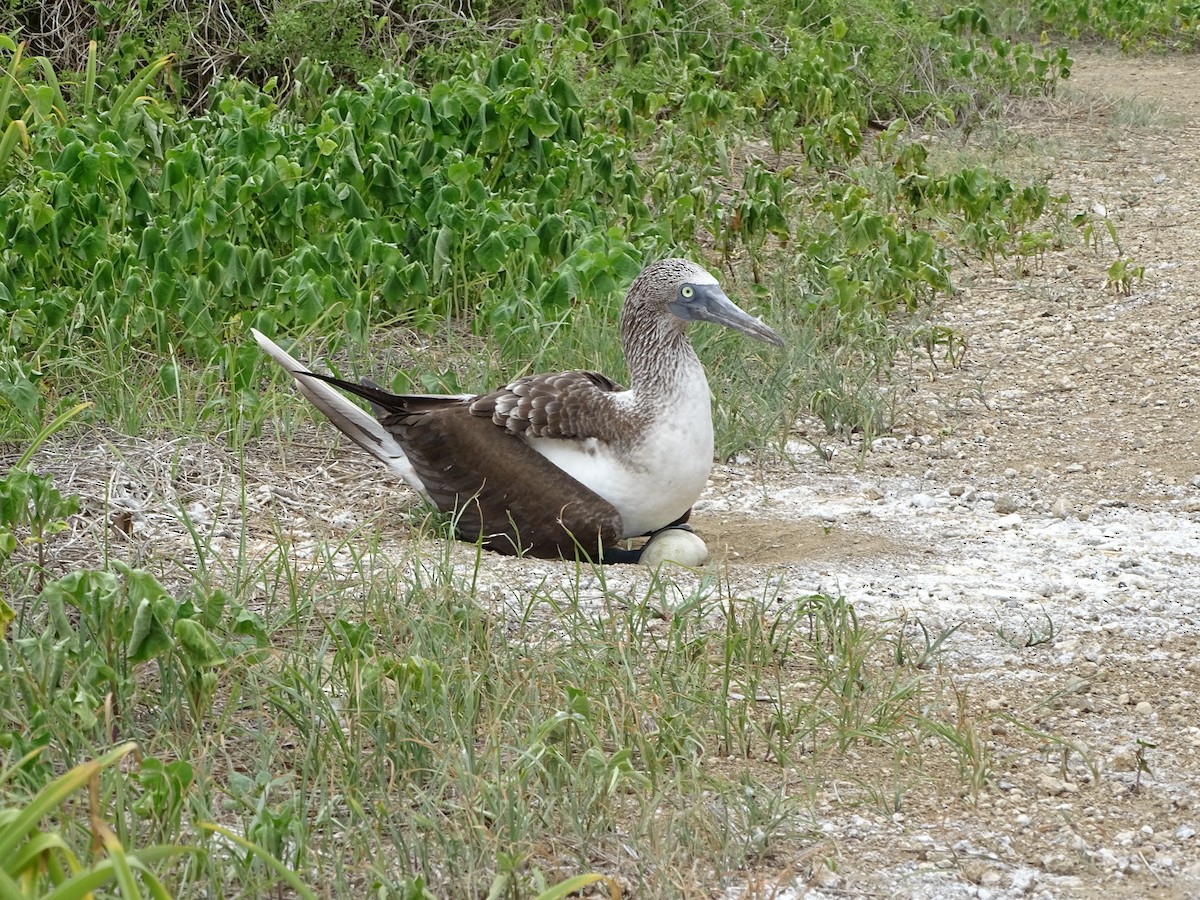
top-left (469, 371), bottom-right (634, 442)
top-left (301, 373), bottom-right (625, 558)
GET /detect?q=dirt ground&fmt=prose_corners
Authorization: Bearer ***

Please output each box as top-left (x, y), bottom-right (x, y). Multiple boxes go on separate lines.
top-left (707, 50), bottom-right (1200, 897)
top-left (12, 49), bottom-right (1200, 900)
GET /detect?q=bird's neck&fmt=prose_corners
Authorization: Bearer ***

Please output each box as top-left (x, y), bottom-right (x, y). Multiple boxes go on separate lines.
top-left (623, 321), bottom-right (708, 405)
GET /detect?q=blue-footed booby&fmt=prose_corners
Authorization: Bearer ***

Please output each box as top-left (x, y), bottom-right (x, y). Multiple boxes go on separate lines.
top-left (252, 258), bottom-right (783, 562)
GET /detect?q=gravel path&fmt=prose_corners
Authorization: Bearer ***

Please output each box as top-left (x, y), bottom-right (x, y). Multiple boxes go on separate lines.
top-left (698, 50), bottom-right (1200, 898)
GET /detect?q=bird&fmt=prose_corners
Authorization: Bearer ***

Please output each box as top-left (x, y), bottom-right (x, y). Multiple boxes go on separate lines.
top-left (252, 258), bottom-right (783, 563)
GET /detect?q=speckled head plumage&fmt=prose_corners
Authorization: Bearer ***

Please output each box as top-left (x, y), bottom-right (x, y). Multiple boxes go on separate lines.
top-left (620, 258), bottom-right (783, 383)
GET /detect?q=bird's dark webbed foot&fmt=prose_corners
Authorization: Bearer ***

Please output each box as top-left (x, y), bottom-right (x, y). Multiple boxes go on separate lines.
top-left (598, 521), bottom-right (698, 565)
top-left (599, 544), bottom-right (645, 565)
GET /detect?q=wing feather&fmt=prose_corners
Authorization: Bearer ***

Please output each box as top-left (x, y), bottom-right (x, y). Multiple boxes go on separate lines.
top-left (470, 371), bottom-right (627, 441)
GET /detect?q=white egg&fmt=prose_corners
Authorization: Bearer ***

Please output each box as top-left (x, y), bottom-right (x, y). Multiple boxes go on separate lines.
top-left (639, 528), bottom-right (709, 569)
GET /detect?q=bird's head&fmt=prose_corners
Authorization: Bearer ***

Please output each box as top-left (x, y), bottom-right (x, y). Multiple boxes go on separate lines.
top-left (623, 259), bottom-right (784, 348)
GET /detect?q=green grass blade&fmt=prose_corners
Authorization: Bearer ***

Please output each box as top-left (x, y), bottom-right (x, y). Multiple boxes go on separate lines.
top-left (0, 762), bottom-right (100, 865)
top-left (109, 55), bottom-right (171, 120)
top-left (83, 40), bottom-right (97, 112)
top-left (0, 743), bottom-right (135, 866)
top-left (200, 823), bottom-right (318, 900)
top-left (128, 866), bottom-right (172, 900)
top-left (33, 55), bottom-right (66, 120)
top-left (39, 860), bottom-right (118, 900)
top-left (535, 873), bottom-right (620, 900)
top-left (98, 827), bottom-right (144, 900)
top-left (0, 118), bottom-right (28, 171)
top-left (0, 864), bottom-right (26, 894)
top-left (37, 848), bottom-right (195, 900)
top-left (7, 831), bottom-right (75, 879)
top-left (0, 40), bottom-right (24, 124)
top-left (0, 746), bottom-right (46, 790)
top-left (13, 401), bottom-right (93, 469)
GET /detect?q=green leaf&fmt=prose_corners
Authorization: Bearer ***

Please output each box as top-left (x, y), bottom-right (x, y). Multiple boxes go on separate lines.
top-left (128, 606), bottom-right (171, 665)
top-left (202, 588), bottom-right (228, 630)
top-left (0, 370), bottom-right (39, 422)
top-left (248, 248), bottom-right (274, 291)
top-left (474, 232), bottom-right (507, 273)
top-left (525, 95), bottom-right (560, 138)
top-left (173, 618), bottom-right (226, 669)
top-left (0, 594), bottom-right (13, 638)
top-left (548, 77), bottom-right (579, 110)
top-left (432, 225), bottom-right (454, 284)
top-left (0, 119), bottom-right (28, 173)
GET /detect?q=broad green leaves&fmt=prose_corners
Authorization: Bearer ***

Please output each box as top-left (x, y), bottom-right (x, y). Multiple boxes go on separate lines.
top-left (0, 8), bottom-right (1074, 446)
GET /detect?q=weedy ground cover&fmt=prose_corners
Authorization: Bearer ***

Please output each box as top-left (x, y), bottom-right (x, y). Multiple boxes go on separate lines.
top-left (3, 442), bottom-right (1079, 896)
top-left (1, 2), bottom-right (1073, 449)
top-left (0, 0), bottom-right (1164, 894)
top-left (983, 0), bottom-right (1200, 50)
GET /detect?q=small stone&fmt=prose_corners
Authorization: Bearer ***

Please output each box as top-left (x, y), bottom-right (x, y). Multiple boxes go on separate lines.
top-left (1009, 868), bottom-right (1037, 893)
top-left (1043, 852), bottom-right (1081, 875)
top-left (1066, 462), bottom-right (1086, 474)
top-left (962, 859), bottom-right (1002, 885)
top-left (1177, 824), bottom-right (1196, 841)
top-left (1050, 498), bottom-right (1070, 519)
top-left (994, 494), bottom-right (1021, 515)
top-left (810, 861), bottom-right (841, 889)
top-left (1064, 676), bottom-right (1091, 694)
top-left (949, 484), bottom-right (967, 496)
top-left (1135, 700), bottom-right (1154, 716)
top-left (1039, 775), bottom-right (1068, 795)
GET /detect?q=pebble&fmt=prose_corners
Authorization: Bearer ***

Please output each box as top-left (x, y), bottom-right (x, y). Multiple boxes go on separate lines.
top-left (1038, 775), bottom-right (1069, 795)
top-left (1050, 498), bottom-right (1070, 519)
top-left (994, 494), bottom-right (1021, 515)
top-left (810, 862), bottom-right (841, 889)
top-left (1009, 868), bottom-right (1037, 893)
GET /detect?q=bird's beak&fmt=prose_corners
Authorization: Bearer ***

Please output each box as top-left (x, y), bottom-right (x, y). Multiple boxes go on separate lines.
top-left (670, 284), bottom-right (785, 347)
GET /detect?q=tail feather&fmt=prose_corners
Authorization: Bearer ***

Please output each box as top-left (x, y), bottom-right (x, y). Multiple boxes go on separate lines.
top-left (250, 328), bottom-right (432, 500)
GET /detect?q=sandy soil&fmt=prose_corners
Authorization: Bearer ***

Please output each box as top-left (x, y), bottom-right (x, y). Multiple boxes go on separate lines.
top-left (9, 49), bottom-right (1200, 900)
top-left (705, 50), bottom-right (1200, 898)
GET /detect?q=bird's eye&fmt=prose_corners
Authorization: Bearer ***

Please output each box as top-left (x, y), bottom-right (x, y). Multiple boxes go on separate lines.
top-left (680, 285), bottom-right (694, 298)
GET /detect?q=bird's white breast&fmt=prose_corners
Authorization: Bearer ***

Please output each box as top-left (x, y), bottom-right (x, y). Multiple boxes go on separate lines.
top-left (525, 374), bottom-right (714, 538)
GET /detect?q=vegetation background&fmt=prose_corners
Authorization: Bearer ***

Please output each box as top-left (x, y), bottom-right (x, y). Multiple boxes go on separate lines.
top-left (0, 0), bottom-right (1196, 896)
